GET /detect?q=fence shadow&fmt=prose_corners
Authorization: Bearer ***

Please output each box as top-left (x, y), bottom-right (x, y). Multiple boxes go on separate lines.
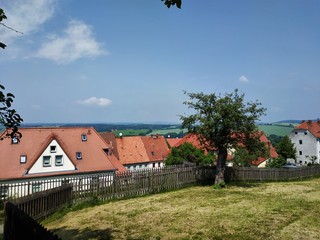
top-left (51, 227), bottom-right (113, 240)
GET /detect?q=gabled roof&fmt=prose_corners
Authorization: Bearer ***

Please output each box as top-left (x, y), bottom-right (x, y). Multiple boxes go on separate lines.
top-left (166, 138), bottom-right (182, 148)
top-left (114, 135), bottom-right (169, 165)
top-left (295, 120), bottom-right (320, 138)
top-left (0, 127), bottom-right (126, 180)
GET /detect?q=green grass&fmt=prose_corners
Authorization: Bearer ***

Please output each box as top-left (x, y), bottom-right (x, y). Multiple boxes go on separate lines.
top-left (44, 178), bottom-right (320, 239)
top-left (149, 128), bottom-right (187, 136)
top-left (113, 129), bottom-right (150, 136)
top-left (258, 124), bottom-right (294, 136)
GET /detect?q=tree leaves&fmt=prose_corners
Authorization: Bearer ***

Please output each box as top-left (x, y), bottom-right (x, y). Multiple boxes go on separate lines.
top-left (162, 0), bottom-right (182, 9)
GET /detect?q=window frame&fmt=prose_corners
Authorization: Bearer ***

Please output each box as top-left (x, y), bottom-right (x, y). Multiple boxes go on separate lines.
top-left (20, 155), bottom-right (27, 164)
top-left (43, 156), bottom-right (51, 167)
top-left (55, 155), bottom-right (63, 166)
top-left (76, 152), bottom-right (82, 160)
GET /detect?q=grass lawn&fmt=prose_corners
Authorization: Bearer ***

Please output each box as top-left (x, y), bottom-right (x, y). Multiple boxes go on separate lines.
top-left (44, 178), bottom-right (320, 240)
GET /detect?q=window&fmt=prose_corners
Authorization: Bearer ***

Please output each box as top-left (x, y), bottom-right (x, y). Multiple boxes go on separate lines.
top-left (295, 132), bottom-right (298, 135)
top-left (50, 145), bottom-right (57, 153)
top-left (304, 132), bottom-right (308, 135)
top-left (43, 156), bottom-right (51, 167)
top-left (20, 155), bottom-right (27, 164)
top-left (81, 134), bottom-right (87, 142)
top-left (55, 155), bottom-right (63, 166)
top-left (76, 152), bottom-right (82, 160)
top-left (153, 163), bottom-right (156, 168)
top-left (299, 140), bottom-right (303, 144)
top-left (32, 183), bottom-right (41, 193)
top-left (299, 151), bottom-right (302, 156)
top-left (158, 162), bottom-right (161, 167)
top-left (151, 151), bottom-right (155, 157)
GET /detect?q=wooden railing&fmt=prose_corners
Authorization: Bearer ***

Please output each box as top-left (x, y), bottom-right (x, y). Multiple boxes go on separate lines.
top-left (11, 183), bottom-right (72, 221)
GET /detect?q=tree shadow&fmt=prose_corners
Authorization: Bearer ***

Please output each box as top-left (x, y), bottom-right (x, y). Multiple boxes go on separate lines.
top-left (52, 227), bottom-right (113, 240)
top-left (228, 182), bottom-right (261, 188)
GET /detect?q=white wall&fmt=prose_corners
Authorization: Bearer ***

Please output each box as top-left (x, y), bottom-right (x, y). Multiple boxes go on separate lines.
top-left (28, 140), bottom-right (76, 174)
top-left (289, 130), bottom-right (320, 165)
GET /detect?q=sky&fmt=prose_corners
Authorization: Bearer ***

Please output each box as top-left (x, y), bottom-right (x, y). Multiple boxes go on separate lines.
top-left (0, 0), bottom-right (319, 124)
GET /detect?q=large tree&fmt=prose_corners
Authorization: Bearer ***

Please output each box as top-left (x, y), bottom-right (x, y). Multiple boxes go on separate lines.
top-left (180, 89), bottom-right (268, 185)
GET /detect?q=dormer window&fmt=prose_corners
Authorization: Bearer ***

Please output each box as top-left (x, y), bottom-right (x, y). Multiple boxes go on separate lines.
top-left (55, 155), bottom-right (63, 166)
top-left (20, 155), bottom-right (27, 164)
top-left (43, 156), bottom-right (51, 167)
top-left (50, 145), bottom-right (57, 153)
top-left (76, 152), bottom-right (82, 160)
top-left (12, 137), bottom-right (18, 144)
top-left (81, 134), bottom-right (87, 142)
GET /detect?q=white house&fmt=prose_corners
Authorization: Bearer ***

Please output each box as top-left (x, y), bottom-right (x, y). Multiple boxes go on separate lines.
top-left (0, 127), bottom-right (126, 199)
top-left (289, 120), bottom-right (320, 165)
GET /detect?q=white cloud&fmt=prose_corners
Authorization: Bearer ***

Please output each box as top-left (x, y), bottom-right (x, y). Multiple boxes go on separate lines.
top-left (77, 97), bottom-right (112, 107)
top-left (0, 0), bottom-right (55, 44)
top-left (239, 75), bottom-right (249, 83)
top-left (36, 20), bottom-right (107, 64)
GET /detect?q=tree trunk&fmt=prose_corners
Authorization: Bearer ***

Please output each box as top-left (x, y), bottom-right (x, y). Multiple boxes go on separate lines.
top-left (215, 148), bottom-right (228, 185)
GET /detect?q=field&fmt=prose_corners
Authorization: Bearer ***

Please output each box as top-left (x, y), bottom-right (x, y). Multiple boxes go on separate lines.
top-left (258, 124), bottom-right (295, 137)
top-left (44, 178), bottom-right (320, 240)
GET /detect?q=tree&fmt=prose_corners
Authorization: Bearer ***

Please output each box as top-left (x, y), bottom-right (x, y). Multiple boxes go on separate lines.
top-left (232, 147), bottom-right (257, 167)
top-left (162, 0), bottom-right (182, 8)
top-left (265, 156), bottom-right (286, 168)
top-left (0, 8), bottom-right (23, 140)
top-left (165, 142), bottom-right (214, 166)
top-left (180, 89), bottom-right (268, 185)
top-left (275, 136), bottom-right (296, 161)
top-left (0, 8), bottom-right (7, 49)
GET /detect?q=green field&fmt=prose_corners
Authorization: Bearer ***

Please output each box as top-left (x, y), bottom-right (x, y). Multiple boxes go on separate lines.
top-left (258, 124), bottom-right (294, 137)
top-left (44, 178), bottom-right (320, 239)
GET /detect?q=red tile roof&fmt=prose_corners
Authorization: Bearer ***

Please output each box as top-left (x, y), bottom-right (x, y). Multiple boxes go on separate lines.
top-left (171, 133), bottom-right (278, 166)
top-left (166, 138), bottom-right (182, 148)
top-left (295, 120), bottom-right (320, 138)
top-left (115, 135), bottom-right (169, 165)
top-left (0, 127), bottom-right (126, 180)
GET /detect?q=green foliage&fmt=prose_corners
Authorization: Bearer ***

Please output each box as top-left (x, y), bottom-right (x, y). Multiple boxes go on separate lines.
top-left (0, 8), bottom-right (7, 49)
top-left (268, 134), bottom-right (284, 146)
top-left (0, 84), bottom-right (23, 140)
top-left (275, 135), bottom-right (296, 160)
top-left (232, 147), bottom-right (257, 167)
top-left (180, 89), bottom-right (267, 184)
top-left (266, 156), bottom-right (287, 168)
top-left (165, 142), bottom-right (214, 166)
top-left (212, 181), bottom-right (226, 189)
top-left (162, 0), bottom-right (182, 8)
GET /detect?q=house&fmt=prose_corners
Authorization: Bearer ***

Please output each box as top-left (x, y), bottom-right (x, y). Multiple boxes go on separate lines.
top-left (169, 133), bottom-right (278, 167)
top-left (100, 133), bottom-right (169, 170)
top-left (288, 120), bottom-right (320, 165)
top-left (0, 127), bottom-right (126, 198)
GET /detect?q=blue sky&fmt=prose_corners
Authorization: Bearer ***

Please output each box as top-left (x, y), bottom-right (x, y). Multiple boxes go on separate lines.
top-left (1, 0), bottom-right (319, 123)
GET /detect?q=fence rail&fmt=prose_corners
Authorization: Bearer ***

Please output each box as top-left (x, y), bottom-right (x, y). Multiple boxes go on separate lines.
top-left (229, 165), bottom-right (320, 182)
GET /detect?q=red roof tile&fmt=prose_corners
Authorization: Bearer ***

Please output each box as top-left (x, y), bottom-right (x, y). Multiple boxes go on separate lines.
top-left (115, 135), bottom-right (169, 165)
top-left (0, 127), bottom-right (126, 180)
top-left (296, 120), bottom-right (320, 138)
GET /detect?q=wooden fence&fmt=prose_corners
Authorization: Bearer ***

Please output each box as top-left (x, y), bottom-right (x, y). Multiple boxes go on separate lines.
top-left (229, 165), bottom-right (320, 182)
top-left (11, 183), bottom-right (73, 221)
top-left (4, 202), bottom-right (61, 240)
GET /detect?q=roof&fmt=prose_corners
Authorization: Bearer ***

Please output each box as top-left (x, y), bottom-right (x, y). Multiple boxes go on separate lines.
top-left (166, 138), bottom-right (182, 148)
top-left (99, 132), bottom-right (119, 159)
top-left (171, 133), bottom-right (278, 166)
top-left (295, 120), bottom-right (320, 138)
top-left (115, 135), bottom-right (169, 165)
top-left (0, 127), bottom-right (126, 180)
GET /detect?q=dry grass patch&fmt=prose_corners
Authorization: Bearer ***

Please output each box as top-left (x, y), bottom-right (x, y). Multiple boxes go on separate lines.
top-left (44, 178), bottom-right (320, 239)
